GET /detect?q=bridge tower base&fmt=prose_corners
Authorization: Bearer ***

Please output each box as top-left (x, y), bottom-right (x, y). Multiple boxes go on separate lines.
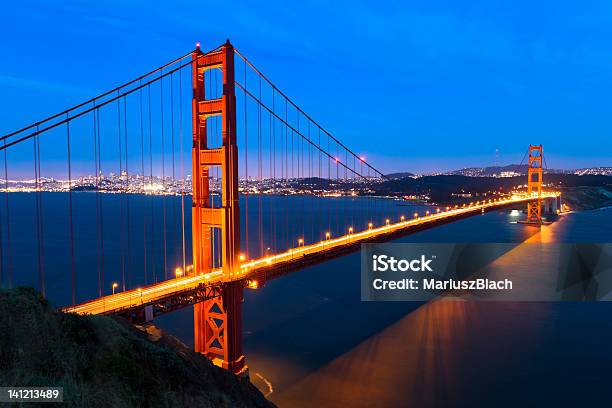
top-left (194, 282), bottom-right (247, 376)
top-left (191, 40), bottom-right (246, 376)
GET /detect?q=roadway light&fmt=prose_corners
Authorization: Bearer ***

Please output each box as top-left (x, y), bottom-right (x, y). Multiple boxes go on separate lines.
top-left (175, 267), bottom-right (183, 278)
top-left (385, 218), bottom-right (390, 225)
top-left (368, 222), bottom-right (373, 230)
top-left (400, 215), bottom-right (405, 221)
top-left (112, 282), bottom-right (118, 295)
top-left (325, 232), bottom-right (331, 240)
top-left (298, 238), bottom-right (304, 246)
top-left (348, 227), bottom-right (353, 234)
top-left (425, 211), bottom-right (430, 216)
top-left (239, 253), bottom-right (246, 261)
top-left (446, 206), bottom-right (450, 211)
top-left (247, 280), bottom-right (259, 289)
top-left (414, 212), bottom-right (418, 219)
top-left (436, 208), bottom-right (441, 213)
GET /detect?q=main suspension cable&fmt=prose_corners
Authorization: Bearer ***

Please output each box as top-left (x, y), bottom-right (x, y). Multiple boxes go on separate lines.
top-left (234, 48), bottom-right (386, 179)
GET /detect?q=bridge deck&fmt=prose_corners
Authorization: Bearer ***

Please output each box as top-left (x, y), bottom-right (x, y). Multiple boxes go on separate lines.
top-left (63, 194), bottom-right (555, 316)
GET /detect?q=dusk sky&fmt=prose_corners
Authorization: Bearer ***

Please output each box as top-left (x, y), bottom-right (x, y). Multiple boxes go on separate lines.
top-left (1, 1), bottom-right (611, 173)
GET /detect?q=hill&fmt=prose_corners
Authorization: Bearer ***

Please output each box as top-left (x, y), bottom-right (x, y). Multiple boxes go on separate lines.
top-left (445, 164), bottom-right (567, 177)
top-left (0, 287), bottom-right (275, 408)
top-left (372, 174), bottom-right (612, 208)
top-left (385, 172), bottom-right (416, 179)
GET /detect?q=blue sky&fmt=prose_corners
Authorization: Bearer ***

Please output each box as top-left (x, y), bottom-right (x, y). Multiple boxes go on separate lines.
top-left (1, 0), bottom-right (611, 173)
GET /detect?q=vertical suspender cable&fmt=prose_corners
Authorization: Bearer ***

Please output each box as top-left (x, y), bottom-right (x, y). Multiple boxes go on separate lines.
top-left (3, 137), bottom-right (11, 288)
top-left (117, 93), bottom-right (125, 293)
top-left (243, 62), bottom-right (249, 258)
top-left (309, 122), bottom-right (313, 242)
top-left (33, 127), bottom-right (44, 295)
top-left (327, 133), bottom-right (331, 235)
top-left (298, 113), bottom-right (303, 242)
top-left (140, 82), bottom-right (148, 284)
top-left (66, 116), bottom-right (76, 304)
top-left (37, 130), bottom-right (45, 290)
top-left (148, 85), bottom-right (156, 283)
top-left (161, 74), bottom-right (168, 280)
top-left (258, 75), bottom-right (263, 256)
top-left (335, 143), bottom-right (339, 234)
top-left (352, 154), bottom-right (356, 229)
top-left (318, 127), bottom-right (321, 240)
top-left (93, 103), bottom-right (100, 296)
top-left (179, 68), bottom-right (186, 274)
top-left (269, 88), bottom-right (274, 252)
top-left (170, 73), bottom-right (178, 272)
top-left (97, 108), bottom-right (105, 296)
top-left (123, 97), bottom-right (131, 291)
top-left (34, 131), bottom-right (39, 285)
top-left (270, 88), bottom-right (277, 253)
top-left (284, 99), bottom-right (288, 247)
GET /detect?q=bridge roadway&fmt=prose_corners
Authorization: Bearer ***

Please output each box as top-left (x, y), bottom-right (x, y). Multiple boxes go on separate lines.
top-left (62, 194), bottom-right (556, 318)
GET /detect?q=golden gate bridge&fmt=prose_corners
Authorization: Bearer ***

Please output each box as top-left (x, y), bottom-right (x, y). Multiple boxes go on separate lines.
top-left (0, 40), bottom-right (557, 376)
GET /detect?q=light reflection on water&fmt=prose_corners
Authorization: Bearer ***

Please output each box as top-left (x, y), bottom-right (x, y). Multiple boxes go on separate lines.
top-left (156, 208), bottom-right (612, 407)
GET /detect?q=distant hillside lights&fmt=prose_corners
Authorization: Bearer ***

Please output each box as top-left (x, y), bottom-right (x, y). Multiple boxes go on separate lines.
top-left (0, 173), bottom-right (385, 197)
top-left (574, 167), bottom-right (612, 176)
top-left (497, 171), bottom-right (522, 178)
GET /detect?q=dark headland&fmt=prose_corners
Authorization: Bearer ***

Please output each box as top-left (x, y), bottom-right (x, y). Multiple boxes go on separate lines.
top-left (0, 287), bottom-right (275, 408)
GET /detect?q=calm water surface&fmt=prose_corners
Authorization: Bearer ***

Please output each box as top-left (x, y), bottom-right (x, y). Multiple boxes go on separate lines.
top-left (2, 194), bottom-right (611, 407)
top-left (160, 205), bottom-right (612, 407)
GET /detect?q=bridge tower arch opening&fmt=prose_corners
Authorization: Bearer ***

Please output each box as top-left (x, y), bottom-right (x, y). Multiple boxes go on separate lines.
top-left (191, 40), bottom-right (246, 376)
top-left (526, 144), bottom-right (543, 224)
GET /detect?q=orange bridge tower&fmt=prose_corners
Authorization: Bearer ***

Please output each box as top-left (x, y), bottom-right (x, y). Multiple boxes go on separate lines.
top-left (191, 40), bottom-right (246, 376)
top-left (526, 144), bottom-right (543, 224)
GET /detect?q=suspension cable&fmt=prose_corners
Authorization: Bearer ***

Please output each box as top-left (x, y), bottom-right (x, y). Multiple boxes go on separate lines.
top-left (235, 81), bottom-right (372, 180)
top-left (0, 45), bottom-right (224, 151)
top-left (0, 49), bottom-right (219, 143)
top-left (234, 48), bottom-right (386, 179)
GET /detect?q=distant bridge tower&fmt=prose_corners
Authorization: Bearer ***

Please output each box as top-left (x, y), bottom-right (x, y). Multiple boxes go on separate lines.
top-left (526, 145), bottom-right (543, 224)
top-left (191, 40), bottom-right (246, 375)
